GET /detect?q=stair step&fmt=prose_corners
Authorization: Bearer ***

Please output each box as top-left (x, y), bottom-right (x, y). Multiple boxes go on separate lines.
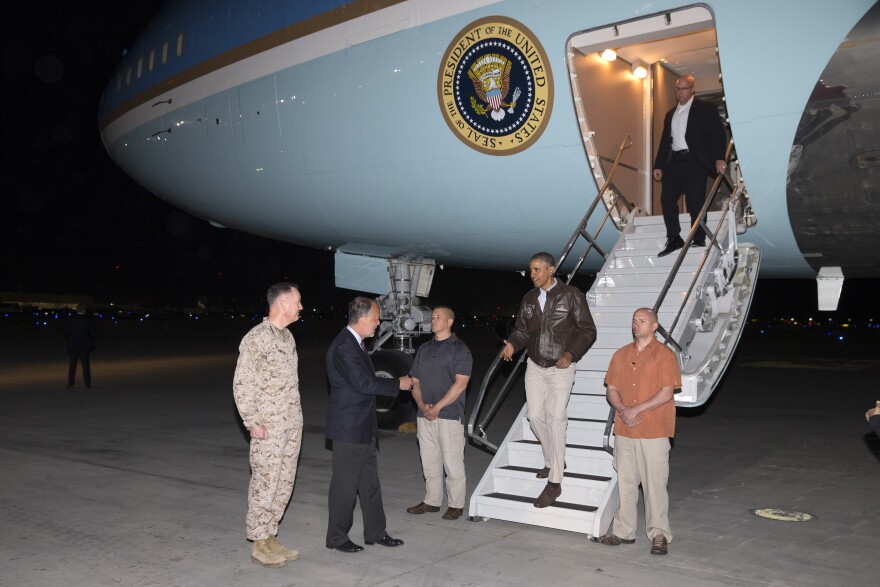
top-left (499, 465), bottom-right (611, 483)
top-left (520, 416), bottom-right (608, 446)
top-left (595, 271), bottom-right (698, 288)
top-left (482, 492), bottom-right (598, 513)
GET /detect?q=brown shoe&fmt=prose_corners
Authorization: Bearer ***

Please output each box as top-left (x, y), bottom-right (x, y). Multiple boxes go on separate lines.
top-left (599, 534), bottom-right (635, 546)
top-left (535, 466), bottom-right (550, 479)
top-left (406, 502), bottom-right (440, 514)
top-left (533, 484), bottom-right (561, 508)
top-left (650, 534), bottom-right (668, 555)
top-left (442, 507), bottom-right (463, 520)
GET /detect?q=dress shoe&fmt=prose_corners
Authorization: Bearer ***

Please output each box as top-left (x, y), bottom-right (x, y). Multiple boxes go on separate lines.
top-left (442, 507), bottom-right (463, 520)
top-left (326, 539), bottom-right (364, 553)
top-left (692, 237), bottom-right (706, 247)
top-left (658, 237), bottom-right (684, 257)
top-left (650, 534), bottom-right (668, 555)
top-left (366, 534), bottom-right (404, 547)
top-left (406, 501), bottom-right (440, 514)
top-left (533, 483), bottom-right (561, 508)
top-left (599, 534), bottom-right (635, 546)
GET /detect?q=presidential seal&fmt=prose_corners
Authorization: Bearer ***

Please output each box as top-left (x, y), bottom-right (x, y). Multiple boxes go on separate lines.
top-left (438, 16), bottom-right (553, 156)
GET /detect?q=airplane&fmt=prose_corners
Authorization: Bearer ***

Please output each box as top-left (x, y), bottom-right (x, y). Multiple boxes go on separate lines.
top-left (99, 0), bottom-right (879, 422)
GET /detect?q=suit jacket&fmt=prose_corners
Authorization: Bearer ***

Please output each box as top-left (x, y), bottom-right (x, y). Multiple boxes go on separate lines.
top-left (325, 328), bottom-right (399, 444)
top-left (653, 98), bottom-right (727, 173)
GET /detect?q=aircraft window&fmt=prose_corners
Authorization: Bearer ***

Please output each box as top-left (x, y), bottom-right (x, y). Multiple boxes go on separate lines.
top-left (137, 58), bottom-right (143, 79)
top-left (177, 33), bottom-right (185, 57)
top-left (126, 66), bottom-right (131, 86)
top-left (162, 42), bottom-right (168, 65)
top-left (149, 50), bottom-right (155, 72)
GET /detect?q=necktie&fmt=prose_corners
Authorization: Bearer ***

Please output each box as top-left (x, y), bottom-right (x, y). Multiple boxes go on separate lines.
top-left (360, 340), bottom-right (366, 352)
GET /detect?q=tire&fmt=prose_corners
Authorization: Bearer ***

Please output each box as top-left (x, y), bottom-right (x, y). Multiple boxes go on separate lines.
top-left (371, 349), bottom-right (415, 430)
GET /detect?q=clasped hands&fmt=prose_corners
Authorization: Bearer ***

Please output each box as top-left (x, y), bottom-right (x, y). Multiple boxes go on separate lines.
top-left (418, 402), bottom-right (440, 421)
top-left (618, 406), bottom-right (642, 428)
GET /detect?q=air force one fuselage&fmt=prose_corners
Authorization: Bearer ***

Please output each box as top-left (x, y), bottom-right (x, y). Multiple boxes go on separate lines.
top-left (99, 0), bottom-right (880, 288)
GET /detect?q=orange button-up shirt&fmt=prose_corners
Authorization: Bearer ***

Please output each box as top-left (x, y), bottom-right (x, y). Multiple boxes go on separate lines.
top-left (604, 337), bottom-right (680, 439)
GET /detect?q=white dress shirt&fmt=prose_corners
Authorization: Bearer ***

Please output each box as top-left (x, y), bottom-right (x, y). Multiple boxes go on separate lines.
top-left (671, 96), bottom-right (694, 152)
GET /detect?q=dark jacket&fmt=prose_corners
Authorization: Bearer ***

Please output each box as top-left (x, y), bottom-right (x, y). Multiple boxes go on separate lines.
top-left (325, 328), bottom-right (398, 444)
top-left (506, 282), bottom-right (597, 368)
top-left (653, 98), bottom-right (727, 173)
top-left (64, 314), bottom-right (94, 353)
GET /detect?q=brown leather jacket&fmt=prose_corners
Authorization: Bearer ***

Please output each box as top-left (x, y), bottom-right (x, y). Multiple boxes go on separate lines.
top-left (507, 281), bottom-right (597, 368)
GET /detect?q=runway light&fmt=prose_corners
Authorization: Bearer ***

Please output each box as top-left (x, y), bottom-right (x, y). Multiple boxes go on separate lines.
top-left (600, 48), bottom-right (617, 61)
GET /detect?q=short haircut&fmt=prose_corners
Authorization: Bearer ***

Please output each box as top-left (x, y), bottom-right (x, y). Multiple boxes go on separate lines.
top-left (530, 252), bottom-right (556, 267)
top-left (433, 305), bottom-right (455, 322)
top-left (348, 296), bottom-right (376, 325)
top-left (267, 282), bottom-right (298, 307)
top-left (634, 307), bottom-right (658, 323)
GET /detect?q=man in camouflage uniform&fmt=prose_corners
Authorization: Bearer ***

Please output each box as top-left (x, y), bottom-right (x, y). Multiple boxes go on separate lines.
top-left (233, 282), bottom-right (304, 568)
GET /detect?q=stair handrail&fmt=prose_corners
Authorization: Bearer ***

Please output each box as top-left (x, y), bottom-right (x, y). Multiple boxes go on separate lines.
top-left (665, 182), bottom-right (745, 340)
top-left (653, 139), bottom-right (736, 350)
top-left (468, 134), bottom-right (634, 453)
top-left (556, 134), bottom-right (633, 277)
top-left (467, 348), bottom-right (530, 453)
top-left (601, 406), bottom-right (616, 455)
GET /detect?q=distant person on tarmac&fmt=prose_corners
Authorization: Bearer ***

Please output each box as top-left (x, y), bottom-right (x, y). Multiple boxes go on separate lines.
top-left (232, 282), bottom-right (304, 569)
top-left (501, 252), bottom-right (597, 508)
top-left (599, 308), bottom-right (680, 556)
top-left (64, 306), bottom-right (94, 389)
top-left (866, 401), bottom-right (880, 437)
top-left (406, 306), bottom-right (472, 521)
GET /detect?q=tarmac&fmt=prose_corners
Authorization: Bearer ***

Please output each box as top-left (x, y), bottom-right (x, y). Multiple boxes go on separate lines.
top-left (1, 316), bottom-right (878, 586)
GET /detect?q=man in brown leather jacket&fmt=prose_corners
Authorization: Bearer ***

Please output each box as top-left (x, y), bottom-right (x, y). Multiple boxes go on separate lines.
top-left (502, 252), bottom-right (597, 507)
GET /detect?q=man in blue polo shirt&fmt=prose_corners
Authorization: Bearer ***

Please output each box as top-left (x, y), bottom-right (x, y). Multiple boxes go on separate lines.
top-left (406, 306), bottom-right (473, 521)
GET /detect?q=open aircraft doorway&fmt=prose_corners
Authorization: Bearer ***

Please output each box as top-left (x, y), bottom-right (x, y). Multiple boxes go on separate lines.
top-left (566, 5), bottom-right (735, 225)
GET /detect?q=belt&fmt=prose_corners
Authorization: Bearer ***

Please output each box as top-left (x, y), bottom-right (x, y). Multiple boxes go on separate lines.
top-left (671, 149), bottom-right (690, 157)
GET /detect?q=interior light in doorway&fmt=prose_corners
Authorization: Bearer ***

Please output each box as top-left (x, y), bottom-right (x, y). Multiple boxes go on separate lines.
top-left (600, 48), bottom-right (617, 61)
top-left (631, 61), bottom-right (648, 79)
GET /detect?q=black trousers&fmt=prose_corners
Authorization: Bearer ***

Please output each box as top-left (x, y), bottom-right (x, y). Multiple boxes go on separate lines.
top-left (68, 350), bottom-right (91, 386)
top-left (660, 154), bottom-right (710, 242)
top-left (326, 438), bottom-right (387, 546)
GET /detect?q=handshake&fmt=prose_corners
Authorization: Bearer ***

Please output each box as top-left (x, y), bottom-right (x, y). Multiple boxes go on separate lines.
top-left (398, 375), bottom-right (414, 391)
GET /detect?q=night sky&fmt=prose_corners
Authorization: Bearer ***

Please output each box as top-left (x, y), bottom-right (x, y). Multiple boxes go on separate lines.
top-left (1, 2), bottom-right (875, 318)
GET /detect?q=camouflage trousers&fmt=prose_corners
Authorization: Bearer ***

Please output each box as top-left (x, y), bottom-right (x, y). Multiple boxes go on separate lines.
top-left (246, 424), bottom-right (303, 541)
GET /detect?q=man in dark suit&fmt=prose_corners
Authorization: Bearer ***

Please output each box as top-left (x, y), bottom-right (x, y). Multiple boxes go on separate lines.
top-left (653, 74), bottom-right (728, 257)
top-left (325, 296), bottom-right (413, 553)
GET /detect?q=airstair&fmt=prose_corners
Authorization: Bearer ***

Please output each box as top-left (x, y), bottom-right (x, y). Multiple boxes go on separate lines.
top-left (467, 139), bottom-right (760, 538)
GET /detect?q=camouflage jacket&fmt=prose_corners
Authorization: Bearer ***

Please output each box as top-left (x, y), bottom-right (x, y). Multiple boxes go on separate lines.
top-left (233, 318), bottom-right (301, 430)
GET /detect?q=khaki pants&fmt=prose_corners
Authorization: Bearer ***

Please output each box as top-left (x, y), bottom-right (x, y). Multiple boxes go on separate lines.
top-left (524, 359), bottom-right (576, 483)
top-left (246, 425), bottom-right (303, 541)
top-left (611, 435), bottom-right (672, 542)
top-left (416, 417), bottom-right (467, 508)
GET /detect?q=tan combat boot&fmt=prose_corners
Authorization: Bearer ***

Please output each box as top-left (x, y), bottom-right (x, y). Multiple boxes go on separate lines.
top-left (251, 538), bottom-right (287, 568)
top-left (267, 534), bottom-right (300, 561)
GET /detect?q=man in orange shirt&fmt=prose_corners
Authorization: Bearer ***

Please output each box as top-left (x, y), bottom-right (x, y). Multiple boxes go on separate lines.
top-left (599, 308), bottom-right (680, 556)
